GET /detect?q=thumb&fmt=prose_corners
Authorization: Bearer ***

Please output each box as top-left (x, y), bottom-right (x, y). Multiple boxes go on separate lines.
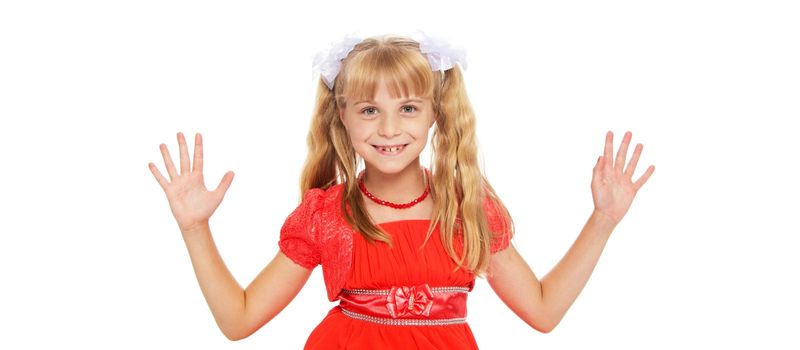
top-left (214, 171), bottom-right (235, 196)
top-left (593, 156), bottom-right (603, 178)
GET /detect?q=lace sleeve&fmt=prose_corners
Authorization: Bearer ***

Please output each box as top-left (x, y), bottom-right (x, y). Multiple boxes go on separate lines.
top-left (279, 188), bottom-right (326, 270)
top-left (483, 194), bottom-right (514, 254)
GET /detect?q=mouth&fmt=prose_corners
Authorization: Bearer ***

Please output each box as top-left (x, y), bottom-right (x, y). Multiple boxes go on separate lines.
top-left (372, 143), bottom-right (409, 155)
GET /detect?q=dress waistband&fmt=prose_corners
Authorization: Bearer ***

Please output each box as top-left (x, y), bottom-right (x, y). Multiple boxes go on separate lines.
top-left (337, 283), bottom-right (469, 326)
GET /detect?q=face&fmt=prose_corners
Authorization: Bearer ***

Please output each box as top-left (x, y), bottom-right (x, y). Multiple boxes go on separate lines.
top-left (339, 79), bottom-right (436, 176)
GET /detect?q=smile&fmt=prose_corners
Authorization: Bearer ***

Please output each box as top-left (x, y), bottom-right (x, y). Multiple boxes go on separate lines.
top-left (373, 144), bottom-right (408, 155)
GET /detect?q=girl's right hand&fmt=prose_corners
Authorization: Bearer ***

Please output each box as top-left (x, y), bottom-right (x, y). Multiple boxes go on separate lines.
top-left (148, 132), bottom-right (234, 235)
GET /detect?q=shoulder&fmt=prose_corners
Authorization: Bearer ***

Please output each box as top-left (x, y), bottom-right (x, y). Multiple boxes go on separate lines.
top-left (481, 188), bottom-right (504, 221)
top-left (282, 185), bottom-right (341, 231)
top-left (314, 183), bottom-right (344, 211)
top-left (483, 195), bottom-right (508, 231)
top-left (481, 188), bottom-right (514, 253)
top-left (298, 183), bottom-right (343, 207)
top-left (288, 183), bottom-right (347, 225)
top-left (323, 183), bottom-right (345, 200)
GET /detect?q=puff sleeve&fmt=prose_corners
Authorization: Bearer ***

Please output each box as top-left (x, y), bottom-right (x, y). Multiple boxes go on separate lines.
top-left (279, 188), bottom-right (326, 270)
top-left (483, 194), bottom-right (514, 254)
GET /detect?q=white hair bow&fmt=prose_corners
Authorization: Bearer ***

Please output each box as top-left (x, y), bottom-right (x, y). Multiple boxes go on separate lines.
top-left (410, 30), bottom-right (468, 73)
top-left (311, 31), bottom-right (467, 90)
top-left (311, 32), bottom-right (363, 90)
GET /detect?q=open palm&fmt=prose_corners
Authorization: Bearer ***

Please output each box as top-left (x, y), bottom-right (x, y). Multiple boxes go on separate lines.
top-left (148, 132), bottom-right (234, 233)
top-left (591, 131), bottom-right (655, 225)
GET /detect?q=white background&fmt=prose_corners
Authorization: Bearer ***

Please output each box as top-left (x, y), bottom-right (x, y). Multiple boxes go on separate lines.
top-left (1, 0), bottom-right (798, 348)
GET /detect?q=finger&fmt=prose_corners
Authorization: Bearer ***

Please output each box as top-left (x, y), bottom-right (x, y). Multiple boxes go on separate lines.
top-left (193, 133), bottom-right (203, 173)
top-left (214, 171), bottom-right (235, 197)
top-left (625, 143), bottom-right (643, 179)
top-left (615, 131), bottom-right (631, 174)
top-left (593, 155), bottom-right (603, 172)
top-left (604, 131), bottom-right (613, 170)
top-left (592, 155), bottom-right (603, 183)
top-left (160, 143), bottom-right (178, 181)
top-left (148, 162), bottom-right (169, 191)
top-left (178, 132), bottom-right (190, 175)
top-left (633, 165), bottom-right (655, 192)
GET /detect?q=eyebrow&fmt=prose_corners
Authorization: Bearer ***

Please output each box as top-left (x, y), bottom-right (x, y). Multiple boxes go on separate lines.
top-left (354, 98), bottom-right (424, 105)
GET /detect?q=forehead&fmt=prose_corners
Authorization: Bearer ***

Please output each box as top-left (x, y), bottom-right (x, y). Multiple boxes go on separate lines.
top-left (351, 81), bottom-right (427, 104)
top-left (343, 75), bottom-right (429, 104)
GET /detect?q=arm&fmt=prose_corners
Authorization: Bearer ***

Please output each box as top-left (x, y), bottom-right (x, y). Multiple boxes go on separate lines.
top-left (182, 223), bottom-right (313, 341)
top-left (148, 132), bottom-right (315, 340)
top-left (485, 210), bottom-right (616, 333)
top-left (487, 130), bottom-right (655, 333)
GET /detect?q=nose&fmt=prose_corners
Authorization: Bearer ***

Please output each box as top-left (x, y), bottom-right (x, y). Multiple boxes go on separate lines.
top-left (377, 112), bottom-right (402, 138)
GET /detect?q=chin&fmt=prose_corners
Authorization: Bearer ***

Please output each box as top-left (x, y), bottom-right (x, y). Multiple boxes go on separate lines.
top-left (366, 161), bottom-right (409, 175)
top-left (365, 152), bottom-right (420, 172)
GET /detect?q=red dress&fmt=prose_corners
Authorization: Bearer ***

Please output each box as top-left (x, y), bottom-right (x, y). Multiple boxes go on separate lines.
top-left (279, 185), bottom-right (512, 350)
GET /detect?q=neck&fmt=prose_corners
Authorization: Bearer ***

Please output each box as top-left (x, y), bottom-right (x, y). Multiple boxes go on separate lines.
top-left (361, 163), bottom-right (427, 204)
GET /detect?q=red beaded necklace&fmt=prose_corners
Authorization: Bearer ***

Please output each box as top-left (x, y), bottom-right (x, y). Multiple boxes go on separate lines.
top-left (358, 167), bottom-right (431, 209)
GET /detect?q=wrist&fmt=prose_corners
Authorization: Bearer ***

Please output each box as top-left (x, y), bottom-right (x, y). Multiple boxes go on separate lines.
top-left (180, 221), bottom-right (211, 239)
top-left (590, 210), bottom-right (618, 232)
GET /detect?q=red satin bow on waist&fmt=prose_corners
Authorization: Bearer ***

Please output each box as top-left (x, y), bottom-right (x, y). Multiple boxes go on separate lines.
top-left (386, 284), bottom-right (435, 318)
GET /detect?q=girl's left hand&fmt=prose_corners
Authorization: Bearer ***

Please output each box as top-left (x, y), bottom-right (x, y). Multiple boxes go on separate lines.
top-left (591, 131), bottom-right (655, 226)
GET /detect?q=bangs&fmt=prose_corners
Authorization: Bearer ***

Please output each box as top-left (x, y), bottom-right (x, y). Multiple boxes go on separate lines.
top-left (337, 43), bottom-right (435, 107)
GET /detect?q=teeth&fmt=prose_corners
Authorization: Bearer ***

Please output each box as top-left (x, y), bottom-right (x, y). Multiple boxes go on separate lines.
top-left (378, 145), bottom-right (404, 153)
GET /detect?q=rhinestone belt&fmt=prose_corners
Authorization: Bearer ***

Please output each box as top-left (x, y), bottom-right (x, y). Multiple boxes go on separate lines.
top-left (337, 283), bottom-right (470, 326)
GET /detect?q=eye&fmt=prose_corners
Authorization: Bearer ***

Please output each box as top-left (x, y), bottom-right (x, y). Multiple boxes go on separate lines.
top-left (402, 105), bottom-right (417, 113)
top-left (360, 107), bottom-right (378, 116)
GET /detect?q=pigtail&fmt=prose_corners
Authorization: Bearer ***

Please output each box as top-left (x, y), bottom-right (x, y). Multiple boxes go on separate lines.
top-left (429, 64), bottom-right (515, 277)
top-left (299, 80), bottom-right (339, 196)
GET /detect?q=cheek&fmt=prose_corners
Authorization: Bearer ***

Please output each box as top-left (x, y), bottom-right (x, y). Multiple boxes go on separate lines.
top-left (347, 129), bottom-right (372, 144)
top-left (412, 125), bottom-right (431, 138)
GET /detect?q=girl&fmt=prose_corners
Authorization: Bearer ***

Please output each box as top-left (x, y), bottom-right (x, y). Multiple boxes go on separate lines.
top-left (148, 32), bottom-right (655, 349)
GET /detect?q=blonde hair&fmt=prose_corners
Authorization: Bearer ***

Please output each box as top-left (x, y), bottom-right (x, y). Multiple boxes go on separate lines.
top-left (298, 34), bottom-right (513, 277)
